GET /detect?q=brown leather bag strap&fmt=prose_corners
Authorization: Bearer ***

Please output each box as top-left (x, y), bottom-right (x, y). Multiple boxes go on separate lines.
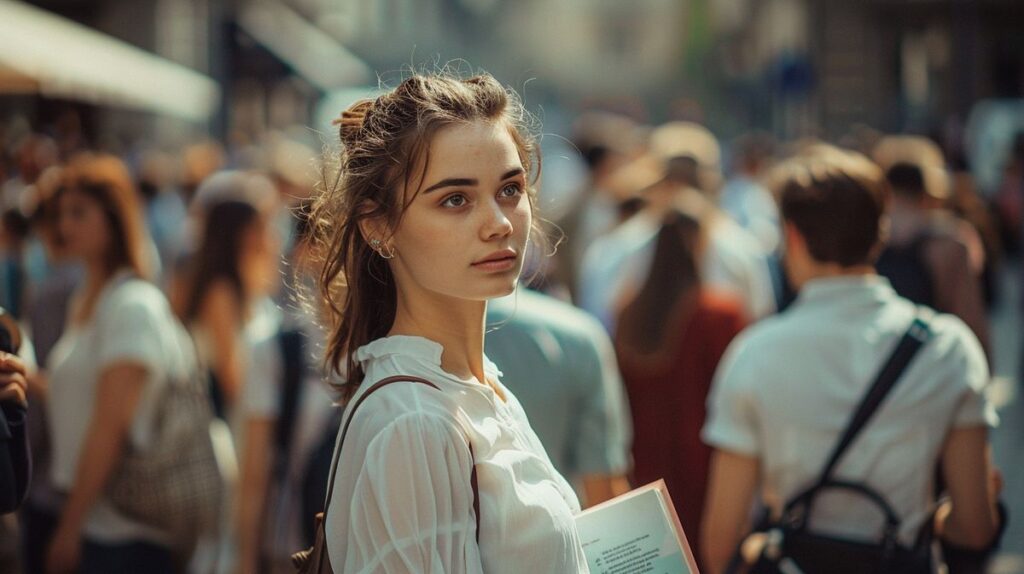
top-left (321, 375), bottom-right (481, 542)
top-left (468, 447), bottom-right (479, 544)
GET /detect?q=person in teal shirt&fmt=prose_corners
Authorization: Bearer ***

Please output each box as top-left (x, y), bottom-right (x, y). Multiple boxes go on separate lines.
top-left (486, 288), bottom-right (632, 507)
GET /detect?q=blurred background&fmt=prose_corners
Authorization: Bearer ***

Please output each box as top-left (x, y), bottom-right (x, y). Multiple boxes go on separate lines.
top-left (2, 0), bottom-right (1024, 572)
top-left (3, 0), bottom-right (1024, 236)
top-left (2, 0), bottom-right (1022, 162)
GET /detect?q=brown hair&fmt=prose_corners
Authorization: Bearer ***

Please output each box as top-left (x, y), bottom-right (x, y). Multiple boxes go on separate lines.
top-left (615, 207), bottom-right (704, 360)
top-left (181, 200), bottom-right (263, 323)
top-left (309, 72), bottom-right (541, 396)
top-left (60, 152), bottom-right (152, 279)
top-left (773, 147), bottom-right (888, 267)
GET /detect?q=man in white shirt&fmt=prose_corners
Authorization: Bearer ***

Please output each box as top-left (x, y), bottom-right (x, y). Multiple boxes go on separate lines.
top-left (700, 146), bottom-right (1003, 573)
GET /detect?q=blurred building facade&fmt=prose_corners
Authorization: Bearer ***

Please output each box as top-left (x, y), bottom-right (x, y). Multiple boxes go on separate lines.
top-left (810, 0), bottom-right (1024, 141)
top-left (2, 0), bottom-right (1022, 149)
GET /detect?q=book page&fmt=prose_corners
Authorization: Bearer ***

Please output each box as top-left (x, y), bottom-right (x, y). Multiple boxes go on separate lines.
top-left (575, 480), bottom-right (699, 574)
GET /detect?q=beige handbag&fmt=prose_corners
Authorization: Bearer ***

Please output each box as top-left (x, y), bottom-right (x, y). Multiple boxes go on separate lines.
top-left (105, 322), bottom-right (224, 563)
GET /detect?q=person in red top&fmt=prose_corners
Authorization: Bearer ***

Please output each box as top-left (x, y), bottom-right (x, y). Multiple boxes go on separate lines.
top-left (613, 205), bottom-right (747, 568)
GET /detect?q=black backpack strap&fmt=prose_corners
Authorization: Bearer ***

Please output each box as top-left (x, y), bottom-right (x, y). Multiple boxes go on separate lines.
top-left (273, 328), bottom-right (306, 483)
top-left (815, 309), bottom-right (933, 487)
top-left (321, 375), bottom-right (481, 543)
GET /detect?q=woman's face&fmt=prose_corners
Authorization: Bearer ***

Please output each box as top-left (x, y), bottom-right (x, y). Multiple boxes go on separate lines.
top-left (57, 189), bottom-right (111, 264)
top-left (383, 119), bottom-right (532, 302)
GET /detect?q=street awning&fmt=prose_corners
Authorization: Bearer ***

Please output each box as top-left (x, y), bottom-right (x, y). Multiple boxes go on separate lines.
top-left (0, 0), bottom-right (220, 122)
top-left (237, 1), bottom-right (372, 92)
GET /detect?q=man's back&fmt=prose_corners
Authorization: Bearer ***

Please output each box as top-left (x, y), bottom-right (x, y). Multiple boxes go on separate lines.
top-left (485, 289), bottom-right (631, 486)
top-left (879, 205), bottom-right (991, 354)
top-left (875, 234), bottom-right (935, 307)
top-left (703, 275), bottom-right (994, 545)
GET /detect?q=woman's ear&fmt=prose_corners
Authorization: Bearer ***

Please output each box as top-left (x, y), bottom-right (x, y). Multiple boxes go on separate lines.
top-left (356, 202), bottom-right (392, 247)
top-left (357, 217), bottom-right (383, 245)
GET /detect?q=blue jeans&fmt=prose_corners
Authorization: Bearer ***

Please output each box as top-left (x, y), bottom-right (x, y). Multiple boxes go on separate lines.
top-left (80, 538), bottom-right (176, 574)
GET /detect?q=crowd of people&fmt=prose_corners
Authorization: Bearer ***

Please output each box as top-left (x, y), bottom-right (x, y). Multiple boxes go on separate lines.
top-left (0, 126), bottom-right (339, 572)
top-left (0, 69), bottom-right (1019, 573)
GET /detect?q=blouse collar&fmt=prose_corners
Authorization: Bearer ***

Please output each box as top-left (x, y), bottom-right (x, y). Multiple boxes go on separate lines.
top-left (354, 335), bottom-right (504, 381)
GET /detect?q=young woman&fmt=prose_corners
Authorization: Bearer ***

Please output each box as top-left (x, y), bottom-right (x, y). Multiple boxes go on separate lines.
top-left (310, 73), bottom-right (590, 572)
top-left (235, 204), bottom-right (337, 574)
top-left (174, 189), bottom-right (281, 573)
top-left (43, 153), bottom-right (190, 573)
top-left (613, 206), bottom-right (747, 566)
top-left (177, 185), bottom-right (280, 418)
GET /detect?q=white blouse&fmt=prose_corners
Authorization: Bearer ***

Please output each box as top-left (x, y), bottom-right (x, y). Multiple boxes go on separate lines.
top-left (325, 335), bottom-right (590, 573)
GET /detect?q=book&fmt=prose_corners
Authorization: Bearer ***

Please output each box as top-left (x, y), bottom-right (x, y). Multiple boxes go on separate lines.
top-left (575, 479), bottom-right (700, 574)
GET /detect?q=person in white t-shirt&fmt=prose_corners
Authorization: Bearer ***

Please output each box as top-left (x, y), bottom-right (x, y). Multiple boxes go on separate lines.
top-left (174, 172), bottom-right (281, 420)
top-left (236, 309), bottom-right (337, 574)
top-left (235, 204), bottom-right (338, 574)
top-left (309, 73), bottom-right (590, 573)
top-left (43, 153), bottom-right (192, 573)
top-left (700, 147), bottom-right (1004, 573)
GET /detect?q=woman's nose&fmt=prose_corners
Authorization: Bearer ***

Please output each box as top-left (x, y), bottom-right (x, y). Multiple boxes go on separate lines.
top-left (480, 200), bottom-right (513, 241)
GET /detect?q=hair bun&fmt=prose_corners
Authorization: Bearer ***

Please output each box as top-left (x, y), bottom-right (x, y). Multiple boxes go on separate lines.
top-left (334, 99), bottom-right (374, 148)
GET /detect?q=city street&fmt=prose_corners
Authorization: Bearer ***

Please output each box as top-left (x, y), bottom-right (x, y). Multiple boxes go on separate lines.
top-left (1, 1), bottom-right (1021, 571)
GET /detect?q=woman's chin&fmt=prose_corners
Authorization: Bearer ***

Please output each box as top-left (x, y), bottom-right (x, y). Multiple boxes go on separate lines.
top-left (429, 274), bottom-right (521, 302)
top-left (477, 278), bottom-right (520, 300)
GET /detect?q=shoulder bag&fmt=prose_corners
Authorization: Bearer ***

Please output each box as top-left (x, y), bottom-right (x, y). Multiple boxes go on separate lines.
top-left (292, 375), bottom-right (480, 574)
top-left (104, 319), bottom-right (224, 564)
top-left (729, 312), bottom-right (936, 574)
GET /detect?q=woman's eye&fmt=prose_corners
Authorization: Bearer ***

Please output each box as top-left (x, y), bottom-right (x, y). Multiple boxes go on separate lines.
top-left (499, 183), bottom-right (523, 198)
top-left (440, 194), bottom-right (468, 208)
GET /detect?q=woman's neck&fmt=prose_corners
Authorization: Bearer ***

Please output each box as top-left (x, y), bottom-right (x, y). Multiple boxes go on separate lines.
top-left (389, 288), bottom-right (488, 385)
top-left (74, 259), bottom-right (113, 324)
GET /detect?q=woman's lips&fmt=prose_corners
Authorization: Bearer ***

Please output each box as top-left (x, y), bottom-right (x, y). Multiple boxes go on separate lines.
top-left (471, 251), bottom-right (518, 272)
top-left (472, 257), bottom-right (516, 272)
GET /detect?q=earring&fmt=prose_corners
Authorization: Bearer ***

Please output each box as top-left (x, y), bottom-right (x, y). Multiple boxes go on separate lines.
top-left (370, 238), bottom-right (395, 259)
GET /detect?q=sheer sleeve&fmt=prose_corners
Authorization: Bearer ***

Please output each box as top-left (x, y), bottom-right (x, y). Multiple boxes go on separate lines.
top-left (337, 413), bottom-right (484, 574)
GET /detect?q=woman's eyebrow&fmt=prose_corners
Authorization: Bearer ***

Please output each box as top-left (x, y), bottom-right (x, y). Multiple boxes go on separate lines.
top-left (423, 177), bottom-right (476, 194)
top-left (422, 168), bottom-right (524, 194)
top-left (501, 168), bottom-right (525, 180)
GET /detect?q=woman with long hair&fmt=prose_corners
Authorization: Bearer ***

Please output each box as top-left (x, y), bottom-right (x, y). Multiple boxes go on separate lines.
top-left (613, 205), bottom-right (747, 566)
top-left (43, 153), bottom-right (191, 573)
top-left (177, 175), bottom-right (281, 418)
top-left (309, 72), bottom-right (589, 572)
top-left (174, 179), bottom-right (281, 574)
